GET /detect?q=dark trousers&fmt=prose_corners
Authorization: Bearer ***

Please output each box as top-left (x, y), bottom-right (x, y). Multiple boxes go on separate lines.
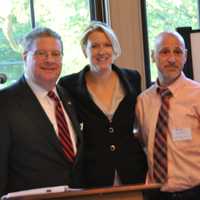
top-left (144, 185), bottom-right (200, 200)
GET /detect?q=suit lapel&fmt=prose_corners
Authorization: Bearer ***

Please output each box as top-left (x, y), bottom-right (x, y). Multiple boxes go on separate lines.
top-left (16, 77), bottom-right (53, 132)
top-left (76, 66), bottom-right (108, 117)
top-left (16, 77), bottom-right (71, 163)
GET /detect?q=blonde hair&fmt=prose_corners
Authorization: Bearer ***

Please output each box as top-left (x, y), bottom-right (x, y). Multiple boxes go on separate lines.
top-left (80, 21), bottom-right (121, 60)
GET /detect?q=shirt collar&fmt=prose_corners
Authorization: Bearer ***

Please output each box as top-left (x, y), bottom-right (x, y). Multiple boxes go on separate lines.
top-left (155, 72), bottom-right (186, 98)
top-left (24, 73), bottom-right (56, 98)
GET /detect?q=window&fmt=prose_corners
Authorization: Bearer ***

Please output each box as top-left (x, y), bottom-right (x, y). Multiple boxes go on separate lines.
top-left (142, 0), bottom-right (199, 86)
top-left (0, 0), bottom-right (90, 88)
top-left (0, 0), bottom-right (32, 87)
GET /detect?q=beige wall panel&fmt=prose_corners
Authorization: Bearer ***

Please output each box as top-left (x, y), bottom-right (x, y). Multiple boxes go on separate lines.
top-left (109, 0), bottom-right (146, 89)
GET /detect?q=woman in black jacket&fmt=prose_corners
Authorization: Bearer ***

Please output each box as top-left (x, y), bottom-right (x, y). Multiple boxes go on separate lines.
top-left (59, 20), bottom-right (147, 188)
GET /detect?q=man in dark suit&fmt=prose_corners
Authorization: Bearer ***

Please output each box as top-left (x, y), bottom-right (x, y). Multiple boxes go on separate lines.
top-left (0, 27), bottom-right (83, 197)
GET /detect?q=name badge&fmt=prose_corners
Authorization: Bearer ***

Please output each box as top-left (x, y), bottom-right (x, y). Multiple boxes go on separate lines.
top-left (172, 128), bottom-right (192, 141)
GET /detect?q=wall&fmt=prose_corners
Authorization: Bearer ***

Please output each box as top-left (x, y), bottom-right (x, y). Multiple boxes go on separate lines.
top-left (108, 0), bottom-right (146, 89)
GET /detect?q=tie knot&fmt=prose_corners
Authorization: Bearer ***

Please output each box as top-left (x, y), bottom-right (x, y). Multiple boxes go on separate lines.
top-left (157, 88), bottom-right (172, 99)
top-left (48, 90), bottom-right (59, 103)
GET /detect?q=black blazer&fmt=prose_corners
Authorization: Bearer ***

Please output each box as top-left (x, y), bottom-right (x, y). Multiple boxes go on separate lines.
top-left (59, 64), bottom-right (147, 188)
top-left (0, 76), bottom-right (83, 196)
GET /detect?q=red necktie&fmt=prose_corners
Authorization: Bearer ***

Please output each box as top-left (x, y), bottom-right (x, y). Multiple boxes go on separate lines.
top-left (153, 88), bottom-right (172, 183)
top-left (48, 90), bottom-right (75, 162)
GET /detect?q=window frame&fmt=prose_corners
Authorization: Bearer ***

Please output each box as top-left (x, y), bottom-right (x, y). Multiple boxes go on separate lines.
top-left (140, 0), bottom-right (151, 88)
top-left (89, 0), bottom-right (107, 22)
top-left (30, 0), bottom-right (107, 28)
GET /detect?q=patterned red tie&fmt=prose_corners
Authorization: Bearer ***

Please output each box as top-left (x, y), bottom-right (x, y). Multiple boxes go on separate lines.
top-left (48, 90), bottom-right (75, 162)
top-left (153, 88), bottom-right (172, 183)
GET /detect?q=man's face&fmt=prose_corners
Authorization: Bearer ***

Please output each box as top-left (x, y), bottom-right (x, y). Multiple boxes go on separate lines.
top-left (152, 34), bottom-right (187, 86)
top-left (24, 36), bottom-right (62, 90)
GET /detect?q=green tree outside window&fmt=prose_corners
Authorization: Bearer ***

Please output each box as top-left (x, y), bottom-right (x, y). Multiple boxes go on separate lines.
top-left (0, 0), bottom-right (90, 88)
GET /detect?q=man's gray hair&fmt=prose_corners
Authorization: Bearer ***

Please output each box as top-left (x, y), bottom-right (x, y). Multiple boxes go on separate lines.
top-left (154, 31), bottom-right (186, 51)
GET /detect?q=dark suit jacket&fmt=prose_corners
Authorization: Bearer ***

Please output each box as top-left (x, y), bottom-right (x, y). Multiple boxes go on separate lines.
top-left (59, 64), bottom-right (147, 188)
top-left (0, 76), bottom-right (83, 196)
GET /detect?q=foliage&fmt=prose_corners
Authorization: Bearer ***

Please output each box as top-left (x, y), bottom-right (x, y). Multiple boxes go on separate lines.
top-left (0, 0), bottom-right (90, 87)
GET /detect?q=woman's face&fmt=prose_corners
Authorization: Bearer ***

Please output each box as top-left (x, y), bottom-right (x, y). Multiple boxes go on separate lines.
top-left (85, 30), bottom-right (113, 72)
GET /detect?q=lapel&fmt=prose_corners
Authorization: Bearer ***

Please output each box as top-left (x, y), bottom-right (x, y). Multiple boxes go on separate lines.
top-left (15, 77), bottom-right (54, 133)
top-left (76, 65), bottom-right (137, 112)
top-left (76, 65), bottom-right (90, 99)
top-left (15, 77), bottom-right (74, 164)
top-left (75, 66), bottom-right (107, 117)
top-left (112, 64), bottom-right (136, 96)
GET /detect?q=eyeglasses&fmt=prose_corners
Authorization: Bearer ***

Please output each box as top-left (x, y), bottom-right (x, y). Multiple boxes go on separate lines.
top-left (30, 50), bottom-right (62, 59)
